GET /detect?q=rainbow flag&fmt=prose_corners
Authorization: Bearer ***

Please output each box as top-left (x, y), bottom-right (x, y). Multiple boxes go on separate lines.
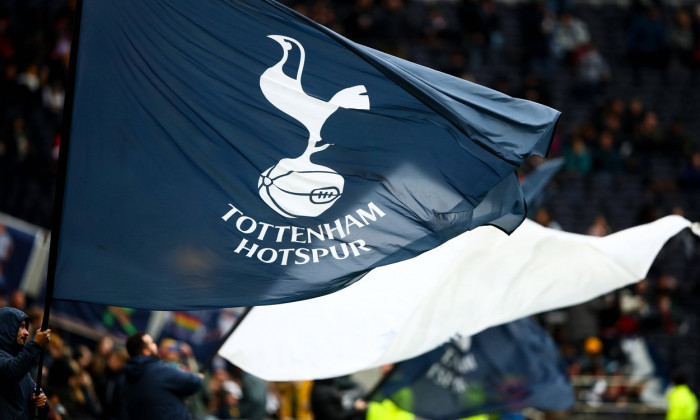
top-left (173, 312), bottom-right (202, 333)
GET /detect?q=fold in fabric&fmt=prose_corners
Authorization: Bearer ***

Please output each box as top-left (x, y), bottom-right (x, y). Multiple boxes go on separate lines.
top-left (219, 216), bottom-right (696, 381)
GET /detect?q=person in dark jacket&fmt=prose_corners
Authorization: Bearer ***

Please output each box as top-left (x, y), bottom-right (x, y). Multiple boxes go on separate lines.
top-left (311, 377), bottom-right (367, 420)
top-left (120, 331), bottom-right (203, 420)
top-left (0, 306), bottom-right (51, 420)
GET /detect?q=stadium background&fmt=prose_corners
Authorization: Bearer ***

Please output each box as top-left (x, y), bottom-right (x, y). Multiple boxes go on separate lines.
top-left (0, 0), bottom-right (699, 418)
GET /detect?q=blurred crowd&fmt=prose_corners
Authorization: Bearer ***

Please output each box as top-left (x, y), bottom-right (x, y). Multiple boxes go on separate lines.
top-left (2, 0), bottom-right (700, 417)
top-left (1, 289), bottom-right (295, 420)
top-left (536, 222), bottom-right (700, 409)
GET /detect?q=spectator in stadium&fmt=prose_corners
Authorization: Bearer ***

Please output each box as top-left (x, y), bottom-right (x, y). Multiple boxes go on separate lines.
top-left (311, 377), bottom-right (367, 420)
top-left (574, 43), bottom-right (612, 96)
top-left (622, 97), bottom-right (646, 136)
top-left (692, 5), bottom-right (700, 82)
top-left (563, 134), bottom-right (592, 176)
top-left (552, 11), bottom-right (590, 65)
top-left (0, 224), bottom-right (13, 290)
top-left (342, 0), bottom-right (382, 49)
top-left (518, 72), bottom-right (552, 107)
top-left (534, 206), bottom-right (563, 230)
top-left (57, 344), bottom-right (101, 419)
top-left (679, 152), bottom-right (700, 190)
top-left (46, 332), bottom-right (75, 402)
top-left (592, 130), bottom-right (624, 173)
top-left (587, 214), bottom-right (611, 237)
top-left (663, 119), bottom-right (695, 160)
top-left (94, 348), bottom-right (128, 420)
top-left (665, 372), bottom-right (698, 420)
top-left (626, 6), bottom-right (670, 83)
top-left (668, 9), bottom-right (695, 73)
top-left (374, 0), bottom-right (411, 57)
top-left (0, 306), bottom-right (51, 419)
top-left (207, 367), bottom-right (242, 419)
top-left (519, 0), bottom-right (555, 77)
top-left (61, 360), bottom-right (101, 419)
top-left (459, 0), bottom-right (503, 69)
top-left (631, 111), bottom-right (665, 166)
top-left (120, 331), bottom-right (203, 420)
top-left (238, 368), bottom-right (269, 420)
top-left (9, 289), bottom-right (26, 311)
top-left (159, 338), bottom-right (209, 420)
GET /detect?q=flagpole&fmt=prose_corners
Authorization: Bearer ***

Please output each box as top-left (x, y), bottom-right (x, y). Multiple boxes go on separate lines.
top-left (199, 306), bottom-right (253, 373)
top-left (34, 0), bottom-right (84, 411)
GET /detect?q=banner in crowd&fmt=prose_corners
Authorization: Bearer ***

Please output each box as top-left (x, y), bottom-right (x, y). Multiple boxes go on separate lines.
top-left (54, 0), bottom-right (558, 310)
top-left (0, 212), bottom-right (49, 298)
top-left (370, 318), bottom-right (574, 419)
top-left (47, 301), bottom-right (241, 363)
top-left (219, 215), bottom-right (696, 380)
top-left (155, 308), bottom-right (242, 363)
top-left (50, 301), bottom-right (153, 341)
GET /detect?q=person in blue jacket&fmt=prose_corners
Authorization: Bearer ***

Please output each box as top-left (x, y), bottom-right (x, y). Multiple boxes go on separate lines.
top-left (0, 306), bottom-right (51, 420)
top-left (120, 331), bottom-right (203, 420)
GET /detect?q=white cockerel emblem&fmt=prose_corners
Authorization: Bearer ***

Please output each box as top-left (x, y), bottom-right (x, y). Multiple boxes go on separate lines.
top-left (258, 35), bottom-right (370, 218)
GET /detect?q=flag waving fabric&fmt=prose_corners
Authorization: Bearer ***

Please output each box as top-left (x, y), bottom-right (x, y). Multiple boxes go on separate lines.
top-left (371, 318), bottom-right (574, 419)
top-left (219, 216), bottom-right (696, 380)
top-left (55, 0), bottom-right (559, 309)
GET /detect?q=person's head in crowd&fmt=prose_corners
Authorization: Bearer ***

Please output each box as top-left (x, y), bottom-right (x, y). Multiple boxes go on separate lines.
top-left (534, 206), bottom-right (554, 227)
top-left (587, 214), bottom-right (610, 237)
top-left (159, 337), bottom-right (183, 363)
top-left (658, 273), bottom-right (678, 293)
top-left (0, 308), bottom-right (30, 352)
top-left (672, 8), bottom-right (691, 30)
top-left (96, 335), bottom-right (114, 357)
top-left (607, 98), bottom-right (626, 117)
top-left (635, 278), bottom-right (649, 295)
top-left (26, 308), bottom-right (42, 330)
top-left (380, 363), bottom-right (395, 377)
top-left (599, 130), bottom-right (616, 150)
top-left (89, 335), bottom-right (114, 374)
top-left (639, 111), bottom-right (659, 134)
top-left (74, 344), bottom-right (93, 370)
top-left (579, 122), bottom-right (598, 145)
top-left (46, 332), bottom-right (65, 358)
top-left (603, 112), bottom-right (622, 133)
top-left (125, 331), bottom-right (158, 358)
top-left (657, 293), bottom-right (673, 313)
top-left (570, 134), bottom-right (587, 154)
top-left (8, 289), bottom-right (26, 310)
top-left (626, 98), bottom-right (645, 126)
top-left (106, 348), bottom-right (129, 372)
top-left (689, 152), bottom-right (700, 170)
top-left (671, 206), bottom-right (686, 217)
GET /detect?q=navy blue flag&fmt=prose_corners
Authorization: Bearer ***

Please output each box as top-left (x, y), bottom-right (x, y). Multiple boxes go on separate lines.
top-left (55, 0), bottom-right (560, 309)
top-left (522, 157), bottom-right (564, 214)
top-left (371, 318), bottom-right (574, 419)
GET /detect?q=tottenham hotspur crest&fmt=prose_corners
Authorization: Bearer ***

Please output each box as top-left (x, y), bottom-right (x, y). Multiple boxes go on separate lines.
top-left (257, 35), bottom-right (370, 218)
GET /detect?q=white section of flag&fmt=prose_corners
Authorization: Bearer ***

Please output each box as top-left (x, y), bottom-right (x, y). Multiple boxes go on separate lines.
top-left (218, 216), bottom-right (695, 381)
